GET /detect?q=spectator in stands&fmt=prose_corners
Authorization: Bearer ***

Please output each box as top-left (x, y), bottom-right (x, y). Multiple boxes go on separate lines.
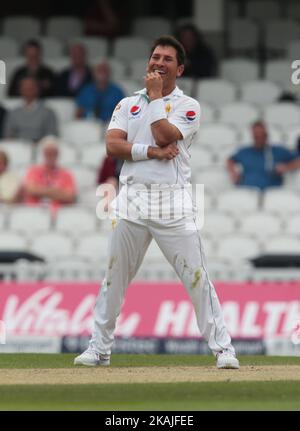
top-left (0, 105), bottom-right (6, 139)
top-left (8, 39), bottom-right (55, 98)
top-left (0, 150), bottom-right (20, 204)
top-left (54, 43), bottom-right (92, 98)
top-left (76, 61), bottom-right (125, 123)
top-left (22, 136), bottom-right (77, 212)
top-left (227, 121), bottom-right (300, 190)
top-left (175, 24), bottom-right (217, 78)
top-left (84, 0), bottom-right (129, 38)
top-left (3, 77), bottom-right (58, 142)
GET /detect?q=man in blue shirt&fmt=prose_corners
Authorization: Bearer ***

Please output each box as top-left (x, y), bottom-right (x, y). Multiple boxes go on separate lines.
top-left (76, 61), bottom-right (125, 123)
top-left (227, 121), bottom-right (300, 190)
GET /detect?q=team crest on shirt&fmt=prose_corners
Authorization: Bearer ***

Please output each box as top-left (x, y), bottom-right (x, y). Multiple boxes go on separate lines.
top-left (186, 111), bottom-right (196, 121)
top-left (165, 102), bottom-right (171, 114)
top-left (130, 105), bottom-right (141, 116)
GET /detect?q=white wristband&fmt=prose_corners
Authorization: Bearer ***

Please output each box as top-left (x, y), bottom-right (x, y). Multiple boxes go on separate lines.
top-left (131, 144), bottom-right (149, 161)
top-left (148, 98), bottom-right (167, 124)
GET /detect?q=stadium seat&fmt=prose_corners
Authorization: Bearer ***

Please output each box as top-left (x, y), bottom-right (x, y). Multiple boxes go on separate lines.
top-left (246, 1), bottom-right (280, 22)
top-left (176, 77), bottom-right (194, 97)
top-left (263, 189), bottom-right (300, 215)
top-left (284, 215), bottom-right (300, 235)
top-left (216, 234), bottom-right (261, 261)
top-left (264, 60), bottom-right (292, 90)
top-left (39, 37), bottom-right (64, 58)
top-left (80, 143), bottom-right (107, 169)
top-left (216, 189), bottom-right (260, 214)
top-left (287, 3), bottom-right (300, 20)
top-left (68, 165), bottom-right (96, 191)
top-left (265, 20), bottom-right (300, 56)
top-left (189, 147), bottom-right (215, 172)
top-left (46, 17), bottom-right (83, 43)
top-left (198, 123), bottom-right (239, 150)
top-left (44, 99), bottom-right (76, 126)
top-left (263, 235), bottom-right (300, 254)
top-left (1, 97), bottom-right (22, 111)
top-left (197, 102), bottom-right (216, 124)
top-left (0, 212), bottom-right (6, 230)
top-left (129, 58), bottom-right (148, 82)
top-left (113, 37), bottom-right (150, 63)
top-left (69, 37), bottom-right (108, 60)
top-left (194, 166), bottom-right (232, 193)
top-left (287, 40), bottom-right (300, 60)
top-left (220, 59), bottom-right (259, 85)
top-left (61, 120), bottom-right (102, 147)
top-left (195, 79), bottom-right (236, 107)
top-left (4, 58), bottom-right (23, 85)
top-left (31, 232), bottom-right (74, 260)
top-left (285, 125), bottom-right (300, 151)
top-left (228, 19), bottom-right (259, 56)
top-left (239, 125), bottom-right (284, 146)
top-left (0, 232), bottom-right (28, 251)
top-left (46, 256), bottom-right (98, 281)
top-left (3, 16), bottom-right (41, 44)
top-left (0, 37), bottom-right (19, 58)
top-left (36, 141), bottom-right (78, 165)
top-left (240, 80), bottom-right (281, 107)
top-left (0, 140), bottom-right (33, 168)
top-left (219, 103), bottom-right (260, 128)
top-left (239, 212), bottom-right (282, 238)
top-left (55, 207), bottom-right (97, 235)
top-left (118, 79), bottom-right (140, 97)
top-left (75, 232), bottom-right (109, 261)
top-left (9, 207), bottom-right (52, 235)
top-left (132, 17), bottom-right (172, 40)
top-left (285, 170), bottom-right (300, 190)
top-left (263, 103), bottom-right (300, 129)
top-left (200, 211), bottom-right (236, 238)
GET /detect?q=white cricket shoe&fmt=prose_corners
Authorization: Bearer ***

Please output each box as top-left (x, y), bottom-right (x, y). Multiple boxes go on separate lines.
top-left (216, 350), bottom-right (240, 369)
top-left (74, 349), bottom-right (110, 367)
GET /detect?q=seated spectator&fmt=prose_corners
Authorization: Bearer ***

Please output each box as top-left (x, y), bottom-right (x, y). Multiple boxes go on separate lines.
top-left (8, 39), bottom-right (55, 98)
top-left (3, 77), bottom-right (58, 142)
top-left (54, 43), bottom-right (92, 98)
top-left (0, 150), bottom-right (20, 204)
top-left (227, 121), bottom-right (300, 190)
top-left (76, 61), bottom-right (125, 123)
top-left (0, 105), bottom-right (6, 139)
top-left (175, 24), bottom-right (217, 78)
top-left (22, 137), bottom-right (77, 212)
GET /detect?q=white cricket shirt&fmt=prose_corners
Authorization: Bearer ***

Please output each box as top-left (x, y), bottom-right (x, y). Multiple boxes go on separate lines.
top-left (107, 86), bottom-right (201, 186)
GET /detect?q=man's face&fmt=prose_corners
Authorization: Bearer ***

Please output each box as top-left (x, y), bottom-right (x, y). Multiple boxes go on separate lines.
top-left (25, 46), bottom-right (41, 66)
top-left (94, 63), bottom-right (110, 87)
top-left (70, 45), bottom-right (86, 68)
top-left (43, 146), bottom-right (59, 169)
top-left (252, 124), bottom-right (268, 149)
top-left (20, 79), bottom-right (39, 101)
top-left (147, 45), bottom-right (184, 86)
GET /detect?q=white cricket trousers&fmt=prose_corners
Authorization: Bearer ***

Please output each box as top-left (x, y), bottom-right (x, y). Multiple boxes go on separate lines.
top-left (89, 217), bottom-right (235, 356)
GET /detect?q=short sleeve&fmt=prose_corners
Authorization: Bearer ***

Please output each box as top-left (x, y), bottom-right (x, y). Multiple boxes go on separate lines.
top-left (168, 98), bottom-right (201, 139)
top-left (230, 149), bottom-right (244, 163)
top-left (107, 97), bottom-right (129, 133)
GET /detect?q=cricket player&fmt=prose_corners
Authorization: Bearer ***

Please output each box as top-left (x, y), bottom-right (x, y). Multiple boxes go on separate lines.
top-left (75, 35), bottom-right (239, 369)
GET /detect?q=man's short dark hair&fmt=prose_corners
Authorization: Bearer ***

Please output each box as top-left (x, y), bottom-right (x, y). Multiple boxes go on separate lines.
top-left (149, 35), bottom-right (186, 66)
top-left (23, 39), bottom-right (42, 53)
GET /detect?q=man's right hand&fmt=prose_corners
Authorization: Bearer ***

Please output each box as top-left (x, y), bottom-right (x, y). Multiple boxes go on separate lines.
top-left (148, 143), bottom-right (179, 160)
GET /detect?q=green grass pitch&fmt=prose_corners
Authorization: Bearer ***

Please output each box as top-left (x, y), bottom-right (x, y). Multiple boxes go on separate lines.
top-left (0, 354), bottom-right (299, 411)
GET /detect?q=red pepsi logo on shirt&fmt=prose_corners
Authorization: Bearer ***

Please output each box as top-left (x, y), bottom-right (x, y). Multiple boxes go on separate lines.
top-left (130, 106), bottom-right (141, 116)
top-left (186, 111), bottom-right (196, 121)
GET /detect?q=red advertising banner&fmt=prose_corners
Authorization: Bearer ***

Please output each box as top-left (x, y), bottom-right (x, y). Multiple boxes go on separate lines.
top-left (0, 282), bottom-right (299, 339)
